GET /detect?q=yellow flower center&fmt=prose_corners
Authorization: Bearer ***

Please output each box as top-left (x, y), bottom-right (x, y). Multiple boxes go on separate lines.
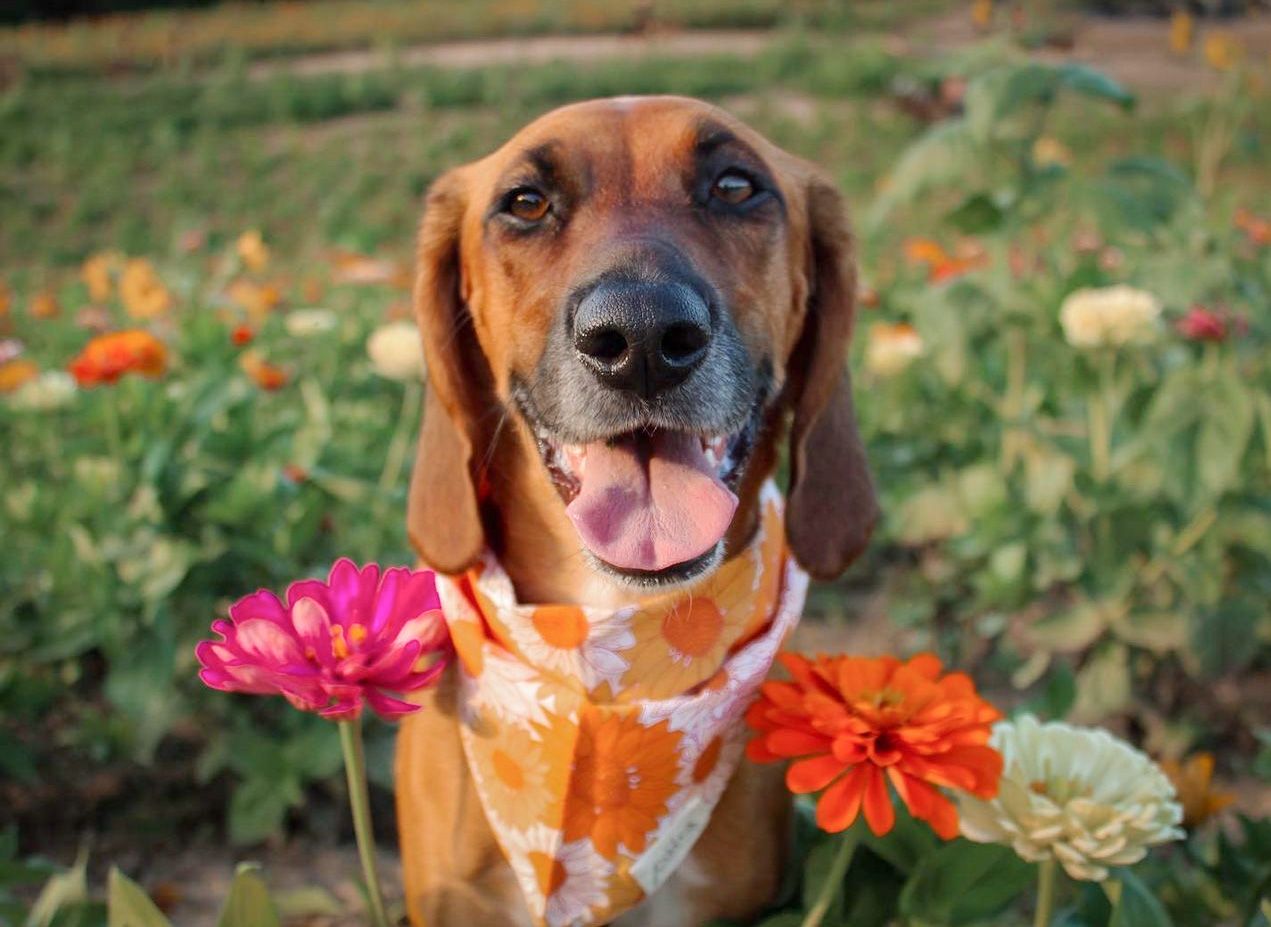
top-left (330, 625), bottom-right (349, 660)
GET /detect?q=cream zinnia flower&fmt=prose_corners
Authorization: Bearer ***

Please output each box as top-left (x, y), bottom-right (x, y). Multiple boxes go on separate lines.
top-left (366, 321), bottom-right (425, 382)
top-left (9, 371), bottom-right (77, 411)
top-left (958, 715), bottom-right (1183, 881)
top-left (1059, 285), bottom-right (1160, 349)
top-left (284, 308), bottom-right (337, 337)
top-left (865, 322), bottom-right (924, 378)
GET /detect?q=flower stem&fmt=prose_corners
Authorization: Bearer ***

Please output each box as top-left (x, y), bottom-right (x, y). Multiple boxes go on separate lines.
top-left (377, 378), bottom-right (420, 496)
top-left (1088, 350), bottom-right (1116, 483)
top-left (801, 829), bottom-right (859, 927)
top-left (1034, 857), bottom-right (1058, 927)
top-left (103, 391), bottom-right (124, 462)
top-left (338, 719), bottom-right (390, 927)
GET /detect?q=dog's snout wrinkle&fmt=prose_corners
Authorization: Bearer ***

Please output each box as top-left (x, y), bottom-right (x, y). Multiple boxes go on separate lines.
top-left (572, 279), bottom-right (712, 399)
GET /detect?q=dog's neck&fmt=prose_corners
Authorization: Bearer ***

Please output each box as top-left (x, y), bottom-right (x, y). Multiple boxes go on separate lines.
top-left (484, 424), bottom-right (773, 608)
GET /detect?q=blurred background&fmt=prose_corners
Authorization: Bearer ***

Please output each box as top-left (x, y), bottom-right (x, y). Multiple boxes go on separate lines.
top-left (1, 1), bottom-right (1268, 924)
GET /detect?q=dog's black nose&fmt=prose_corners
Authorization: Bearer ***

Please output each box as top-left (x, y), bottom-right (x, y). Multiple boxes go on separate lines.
top-left (572, 280), bottom-right (712, 398)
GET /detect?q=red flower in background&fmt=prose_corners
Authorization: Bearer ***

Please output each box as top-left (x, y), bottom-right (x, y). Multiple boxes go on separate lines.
top-left (230, 323), bottom-right (255, 346)
top-left (196, 559), bottom-right (451, 720)
top-left (903, 237), bottom-right (988, 284)
top-left (747, 652), bottom-right (1002, 839)
top-left (1175, 305), bottom-right (1246, 343)
top-left (68, 330), bottom-right (167, 386)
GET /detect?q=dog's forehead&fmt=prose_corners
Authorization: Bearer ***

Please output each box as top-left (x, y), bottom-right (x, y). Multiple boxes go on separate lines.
top-left (472, 96), bottom-right (781, 189)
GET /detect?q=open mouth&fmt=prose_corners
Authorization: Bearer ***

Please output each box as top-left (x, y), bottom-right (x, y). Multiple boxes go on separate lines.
top-left (526, 400), bottom-right (764, 582)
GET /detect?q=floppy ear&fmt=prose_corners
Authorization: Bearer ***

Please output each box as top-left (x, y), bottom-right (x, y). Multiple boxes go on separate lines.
top-left (407, 169), bottom-right (492, 574)
top-left (784, 174), bottom-right (880, 580)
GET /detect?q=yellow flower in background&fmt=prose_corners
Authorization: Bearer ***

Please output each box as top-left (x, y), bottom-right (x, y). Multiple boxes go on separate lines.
top-left (1203, 32), bottom-right (1243, 72)
top-left (9, 370), bottom-right (76, 411)
top-left (366, 320), bottom-right (425, 382)
top-left (865, 321), bottom-right (924, 378)
top-left (30, 291), bottom-right (61, 320)
top-left (236, 229), bottom-right (270, 271)
top-left (971, 0), bottom-right (993, 30)
top-left (1032, 136), bottom-right (1073, 168)
top-left (1169, 10), bottom-right (1193, 55)
top-left (227, 279), bottom-right (283, 319)
top-left (0, 359), bottom-right (39, 393)
top-left (1160, 753), bottom-right (1236, 829)
top-left (120, 259), bottom-right (173, 319)
top-left (1059, 285), bottom-right (1160, 349)
top-left (81, 251), bottom-right (121, 302)
top-left (958, 715), bottom-right (1183, 882)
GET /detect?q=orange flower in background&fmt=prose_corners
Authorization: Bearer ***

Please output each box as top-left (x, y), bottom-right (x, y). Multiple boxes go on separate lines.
top-left (747, 652), bottom-right (1002, 838)
top-left (228, 279), bottom-right (283, 319)
top-left (903, 237), bottom-right (987, 284)
top-left (1203, 32), bottom-right (1243, 72)
top-left (68, 330), bottom-right (168, 386)
top-left (240, 349), bottom-right (288, 390)
top-left (237, 229), bottom-right (271, 271)
top-left (1169, 10), bottom-right (1193, 55)
top-left (971, 0), bottom-right (992, 31)
top-left (81, 251), bottom-right (121, 302)
top-left (1235, 208), bottom-right (1271, 247)
top-left (0, 359), bottom-right (39, 393)
top-left (30, 291), bottom-right (61, 319)
top-left (120, 259), bottom-right (173, 319)
top-left (1161, 753), bottom-right (1235, 829)
top-left (230, 323), bottom-right (255, 347)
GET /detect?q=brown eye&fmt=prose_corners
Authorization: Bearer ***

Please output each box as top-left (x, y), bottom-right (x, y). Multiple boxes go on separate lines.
top-left (711, 171), bottom-right (755, 205)
top-left (507, 188), bottom-right (550, 222)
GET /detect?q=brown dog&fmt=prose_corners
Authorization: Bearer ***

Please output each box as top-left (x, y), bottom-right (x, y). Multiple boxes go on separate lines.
top-left (395, 95), bottom-right (877, 927)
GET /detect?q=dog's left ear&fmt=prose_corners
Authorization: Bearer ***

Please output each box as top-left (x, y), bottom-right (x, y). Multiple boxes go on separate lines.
top-left (784, 173), bottom-right (880, 580)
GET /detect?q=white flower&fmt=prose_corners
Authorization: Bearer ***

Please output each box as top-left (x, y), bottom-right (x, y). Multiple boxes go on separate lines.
top-left (8, 371), bottom-right (76, 411)
top-left (502, 826), bottom-right (613, 927)
top-left (366, 321), bottom-right (425, 382)
top-left (1059, 285), bottom-right (1161, 349)
top-left (501, 604), bottom-right (635, 694)
top-left (865, 322), bottom-right (924, 378)
top-left (283, 308), bottom-right (337, 337)
top-left (958, 715), bottom-right (1183, 881)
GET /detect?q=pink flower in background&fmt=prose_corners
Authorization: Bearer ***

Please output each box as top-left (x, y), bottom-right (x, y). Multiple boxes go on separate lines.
top-left (1175, 305), bottom-right (1246, 343)
top-left (196, 559), bottom-right (451, 720)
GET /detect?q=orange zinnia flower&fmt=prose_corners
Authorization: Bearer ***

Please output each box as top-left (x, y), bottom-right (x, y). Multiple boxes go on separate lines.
top-left (239, 350), bottom-right (288, 390)
top-left (1160, 753), bottom-right (1235, 829)
top-left (902, 237), bottom-right (987, 284)
top-left (230, 323), bottom-right (255, 346)
top-left (1235, 208), bottom-right (1271, 247)
top-left (0, 359), bottom-right (39, 393)
top-left (746, 652), bottom-right (1003, 839)
top-left (68, 330), bottom-right (168, 387)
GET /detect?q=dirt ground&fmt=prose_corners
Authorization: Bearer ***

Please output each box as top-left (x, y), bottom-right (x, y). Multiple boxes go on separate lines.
top-left (72, 11), bottom-right (1271, 924)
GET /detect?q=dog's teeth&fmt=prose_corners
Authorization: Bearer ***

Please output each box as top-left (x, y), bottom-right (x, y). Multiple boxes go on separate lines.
top-left (563, 444), bottom-right (586, 477)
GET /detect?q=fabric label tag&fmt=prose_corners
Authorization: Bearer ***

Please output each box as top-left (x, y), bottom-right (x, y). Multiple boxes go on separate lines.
top-left (629, 795), bottom-right (712, 895)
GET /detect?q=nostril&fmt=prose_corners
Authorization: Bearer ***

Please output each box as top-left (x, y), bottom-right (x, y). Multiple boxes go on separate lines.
top-left (578, 327), bottom-right (629, 365)
top-left (660, 321), bottom-right (709, 366)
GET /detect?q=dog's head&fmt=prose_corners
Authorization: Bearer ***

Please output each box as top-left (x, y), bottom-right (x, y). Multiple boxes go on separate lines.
top-left (408, 96), bottom-right (877, 586)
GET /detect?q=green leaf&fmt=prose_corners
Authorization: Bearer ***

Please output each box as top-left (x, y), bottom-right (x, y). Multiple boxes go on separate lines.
top-left (1057, 64), bottom-right (1135, 110)
top-left (1196, 370), bottom-right (1254, 498)
top-left (1028, 601), bottom-right (1110, 654)
top-left (228, 775), bottom-right (303, 846)
top-left (1097, 157), bottom-right (1193, 232)
top-left (869, 120), bottom-right (976, 222)
top-left (801, 839), bottom-right (845, 925)
top-left (899, 840), bottom-right (1034, 925)
top-left (1109, 611), bottom-right (1190, 655)
top-left (27, 851), bottom-right (88, 927)
top-left (107, 869), bottom-right (172, 927)
top-left (754, 915), bottom-right (802, 927)
top-left (1105, 869), bottom-right (1172, 927)
top-left (216, 864), bottom-right (280, 927)
top-left (945, 192), bottom-right (1005, 233)
top-left (1069, 643), bottom-right (1131, 723)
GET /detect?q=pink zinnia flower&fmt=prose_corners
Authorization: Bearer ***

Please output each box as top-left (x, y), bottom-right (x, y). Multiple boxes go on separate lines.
top-left (196, 559), bottom-right (451, 720)
top-left (1175, 305), bottom-right (1246, 343)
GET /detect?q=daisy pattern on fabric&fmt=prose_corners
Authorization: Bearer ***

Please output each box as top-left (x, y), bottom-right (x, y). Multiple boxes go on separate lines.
top-left (504, 603), bottom-right (636, 694)
top-left (464, 646), bottom-right (557, 730)
top-left (957, 715), bottom-right (1184, 881)
top-left (466, 719), bottom-right (563, 831)
top-left (505, 825), bottom-right (614, 927)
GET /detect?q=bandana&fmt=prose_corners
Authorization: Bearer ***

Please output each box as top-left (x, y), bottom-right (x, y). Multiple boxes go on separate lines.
top-left (436, 482), bottom-right (807, 927)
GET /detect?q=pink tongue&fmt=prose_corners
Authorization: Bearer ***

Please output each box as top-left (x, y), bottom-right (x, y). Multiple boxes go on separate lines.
top-left (565, 432), bottom-right (738, 572)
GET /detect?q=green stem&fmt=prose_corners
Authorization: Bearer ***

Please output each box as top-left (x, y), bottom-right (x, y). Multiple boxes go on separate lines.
top-left (801, 829), bottom-right (859, 927)
top-left (1034, 857), bottom-right (1058, 927)
top-left (338, 719), bottom-right (390, 927)
top-left (377, 378), bottom-right (420, 496)
top-left (103, 390), bottom-right (124, 462)
top-left (1088, 350), bottom-right (1116, 483)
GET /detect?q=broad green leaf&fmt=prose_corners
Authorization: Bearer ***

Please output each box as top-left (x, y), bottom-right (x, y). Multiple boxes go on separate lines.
top-left (271, 886), bottom-right (341, 921)
top-left (1057, 64), bottom-right (1135, 110)
top-left (228, 775), bottom-right (303, 846)
top-left (107, 869), bottom-right (172, 927)
top-left (1110, 611), bottom-right (1189, 655)
top-left (1069, 643), bottom-right (1131, 723)
top-left (945, 192), bottom-right (1005, 233)
top-left (754, 915), bottom-right (802, 927)
top-left (216, 864), bottom-right (280, 927)
top-left (899, 840), bottom-right (1033, 925)
top-left (1097, 157), bottom-right (1193, 232)
top-left (1105, 869), bottom-right (1172, 927)
top-left (1028, 601), bottom-right (1110, 654)
top-left (869, 120), bottom-right (976, 222)
top-left (1196, 370), bottom-right (1254, 498)
top-left (26, 851), bottom-right (87, 927)
top-left (1025, 447), bottom-right (1075, 516)
top-left (801, 839), bottom-right (846, 925)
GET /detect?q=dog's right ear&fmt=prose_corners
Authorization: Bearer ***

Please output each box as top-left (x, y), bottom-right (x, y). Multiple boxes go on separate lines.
top-left (407, 168), bottom-right (491, 574)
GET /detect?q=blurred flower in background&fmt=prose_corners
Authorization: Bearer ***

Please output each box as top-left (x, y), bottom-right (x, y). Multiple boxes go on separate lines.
top-left (1160, 752), bottom-right (1235, 829)
top-left (81, 251), bottom-right (121, 303)
top-left (865, 321), bottom-right (924, 378)
top-left (68, 330), bottom-right (168, 386)
top-left (0, 359), bottom-right (39, 393)
top-left (30, 291), bottom-right (61, 320)
top-left (1175, 304), bottom-right (1245, 342)
top-left (236, 229), bottom-right (271, 271)
top-left (239, 349), bottom-right (288, 391)
top-left (284, 308), bottom-right (338, 338)
top-left (366, 320), bottom-right (424, 382)
top-left (1059, 285), bottom-right (1160, 349)
top-left (120, 258), bottom-right (173, 319)
top-left (8, 371), bottom-right (77, 411)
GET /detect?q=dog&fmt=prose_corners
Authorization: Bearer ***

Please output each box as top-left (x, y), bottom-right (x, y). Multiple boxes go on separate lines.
top-left (395, 95), bottom-right (878, 927)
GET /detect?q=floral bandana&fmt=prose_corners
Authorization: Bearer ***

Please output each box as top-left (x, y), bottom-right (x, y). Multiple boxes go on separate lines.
top-left (436, 482), bottom-right (807, 927)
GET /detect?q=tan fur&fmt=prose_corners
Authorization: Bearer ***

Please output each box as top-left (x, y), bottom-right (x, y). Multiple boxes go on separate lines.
top-left (396, 96), bottom-right (877, 926)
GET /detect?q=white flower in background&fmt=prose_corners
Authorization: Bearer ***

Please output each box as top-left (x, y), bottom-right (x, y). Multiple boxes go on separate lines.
top-left (367, 320), bottom-right (425, 382)
top-left (865, 322), bottom-right (924, 378)
top-left (0, 338), bottom-right (23, 364)
top-left (1059, 285), bottom-right (1161, 349)
top-left (284, 308), bottom-right (337, 337)
top-left (9, 371), bottom-right (76, 411)
top-left (958, 715), bottom-right (1183, 881)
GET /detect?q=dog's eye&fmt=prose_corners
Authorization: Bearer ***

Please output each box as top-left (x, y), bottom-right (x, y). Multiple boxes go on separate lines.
top-left (711, 171), bottom-right (756, 205)
top-left (505, 188), bottom-right (550, 223)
